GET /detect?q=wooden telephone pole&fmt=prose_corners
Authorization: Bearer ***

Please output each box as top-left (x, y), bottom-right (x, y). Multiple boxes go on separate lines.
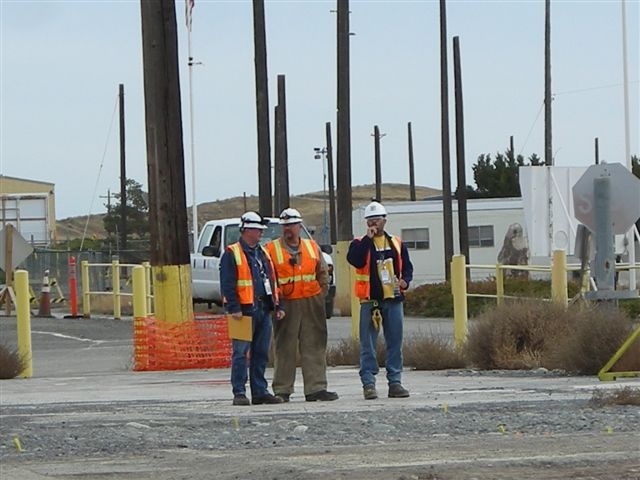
top-left (253, 0), bottom-right (273, 216)
top-left (335, 0), bottom-right (354, 315)
top-left (140, 0), bottom-right (192, 323)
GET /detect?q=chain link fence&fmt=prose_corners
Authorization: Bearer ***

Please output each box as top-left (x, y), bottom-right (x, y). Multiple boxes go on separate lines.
top-left (20, 249), bottom-right (150, 300)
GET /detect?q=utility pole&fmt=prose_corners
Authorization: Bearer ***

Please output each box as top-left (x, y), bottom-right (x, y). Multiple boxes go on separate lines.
top-left (326, 122), bottom-right (337, 245)
top-left (372, 125), bottom-right (384, 201)
top-left (440, 0), bottom-right (454, 281)
top-left (408, 121), bottom-right (416, 201)
top-left (140, 0), bottom-right (192, 323)
top-left (594, 137), bottom-right (599, 165)
top-left (118, 83), bottom-right (127, 252)
top-left (273, 74), bottom-right (290, 215)
top-left (336, 0), bottom-right (353, 315)
top-left (253, 0), bottom-right (272, 216)
top-left (544, 0), bottom-right (552, 166)
top-left (453, 36), bottom-right (469, 261)
top-left (314, 147), bottom-right (329, 245)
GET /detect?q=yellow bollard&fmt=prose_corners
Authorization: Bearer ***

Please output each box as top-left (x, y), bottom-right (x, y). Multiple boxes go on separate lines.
top-left (14, 270), bottom-right (33, 378)
top-left (495, 264), bottom-right (504, 306)
top-left (551, 249), bottom-right (568, 307)
top-left (350, 266), bottom-right (360, 340)
top-left (451, 255), bottom-right (468, 348)
top-left (81, 260), bottom-right (91, 318)
top-left (142, 261), bottom-right (153, 314)
top-left (112, 259), bottom-right (121, 320)
top-left (132, 266), bottom-right (148, 318)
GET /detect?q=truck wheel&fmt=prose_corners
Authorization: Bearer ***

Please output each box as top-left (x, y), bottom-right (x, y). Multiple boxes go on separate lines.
top-left (325, 297), bottom-right (334, 319)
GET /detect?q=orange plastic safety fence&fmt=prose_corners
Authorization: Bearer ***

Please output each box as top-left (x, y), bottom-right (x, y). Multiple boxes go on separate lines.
top-left (134, 312), bottom-right (232, 371)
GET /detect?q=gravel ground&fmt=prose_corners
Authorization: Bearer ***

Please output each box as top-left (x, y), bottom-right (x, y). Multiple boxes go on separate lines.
top-left (1, 399), bottom-right (639, 458)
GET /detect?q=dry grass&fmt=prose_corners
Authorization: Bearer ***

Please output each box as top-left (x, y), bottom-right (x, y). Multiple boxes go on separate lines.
top-left (0, 344), bottom-right (27, 379)
top-left (326, 334), bottom-right (465, 371)
top-left (465, 301), bottom-right (639, 375)
top-left (545, 305), bottom-right (638, 374)
top-left (589, 387), bottom-right (640, 407)
top-left (326, 338), bottom-right (360, 367)
top-left (403, 334), bottom-right (466, 370)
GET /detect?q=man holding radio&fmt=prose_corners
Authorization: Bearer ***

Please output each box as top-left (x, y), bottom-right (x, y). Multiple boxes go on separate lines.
top-left (265, 208), bottom-right (338, 402)
top-left (347, 201), bottom-right (413, 400)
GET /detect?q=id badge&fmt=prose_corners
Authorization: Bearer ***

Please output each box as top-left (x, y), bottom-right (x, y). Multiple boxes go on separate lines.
top-left (263, 277), bottom-right (273, 295)
top-left (380, 268), bottom-right (391, 285)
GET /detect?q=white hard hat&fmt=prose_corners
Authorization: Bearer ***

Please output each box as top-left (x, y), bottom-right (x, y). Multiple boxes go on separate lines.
top-left (279, 207), bottom-right (303, 225)
top-left (240, 211), bottom-right (268, 230)
top-left (364, 201), bottom-right (387, 219)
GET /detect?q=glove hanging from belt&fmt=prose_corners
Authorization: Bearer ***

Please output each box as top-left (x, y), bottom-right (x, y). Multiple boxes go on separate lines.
top-left (371, 300), bottom-right (382, 331)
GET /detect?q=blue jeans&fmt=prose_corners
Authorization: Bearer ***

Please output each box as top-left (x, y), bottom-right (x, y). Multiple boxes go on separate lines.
top-left (230, 304), bottom-right (273, 398)
top-left (359, 299), bottom-right (404, 387)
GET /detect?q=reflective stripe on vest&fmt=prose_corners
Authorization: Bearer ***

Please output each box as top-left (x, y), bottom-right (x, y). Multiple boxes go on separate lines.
top-left (266, 238), bottom-right (322, 299)
top-left (354, 235), bottom-right (403, 300)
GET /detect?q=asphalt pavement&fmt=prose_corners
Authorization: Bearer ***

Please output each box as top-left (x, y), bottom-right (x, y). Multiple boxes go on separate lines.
top-left (0, 312), bottom-right (635, 405)
top-left (1, 312), bottom-right (639, 480)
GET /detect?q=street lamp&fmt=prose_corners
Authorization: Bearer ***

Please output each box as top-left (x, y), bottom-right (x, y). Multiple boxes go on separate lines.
top-left (314, 147), bottom-right (329, 245)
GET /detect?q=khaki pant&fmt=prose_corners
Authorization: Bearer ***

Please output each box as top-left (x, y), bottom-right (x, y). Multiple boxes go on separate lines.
top-left (272, 293), bottom-right (328, 396)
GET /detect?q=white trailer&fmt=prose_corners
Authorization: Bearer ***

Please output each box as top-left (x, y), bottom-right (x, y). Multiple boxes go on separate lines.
top-left (0, 193), bottom-right (51, 246)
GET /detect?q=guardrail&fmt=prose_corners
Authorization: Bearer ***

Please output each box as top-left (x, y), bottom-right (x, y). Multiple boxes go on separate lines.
top-left (80, 260), bottom-right (153, 319)
top-left (451, 250), bottom-right (639, 347)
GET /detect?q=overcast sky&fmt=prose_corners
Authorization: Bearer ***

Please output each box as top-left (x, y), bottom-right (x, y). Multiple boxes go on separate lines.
top-left (1, 0), bottom-right (638, 219)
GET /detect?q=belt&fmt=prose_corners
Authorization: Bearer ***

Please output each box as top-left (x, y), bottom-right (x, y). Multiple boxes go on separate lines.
top-left (256, 295), bottom-right (270, 302)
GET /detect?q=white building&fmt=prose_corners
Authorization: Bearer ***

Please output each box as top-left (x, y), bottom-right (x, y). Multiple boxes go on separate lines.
top-left (351, 165), bottom-right (639, 287)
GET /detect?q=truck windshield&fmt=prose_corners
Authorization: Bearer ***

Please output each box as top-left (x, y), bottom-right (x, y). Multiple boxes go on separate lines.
top-left (224, 220), bottom-right (311, 247)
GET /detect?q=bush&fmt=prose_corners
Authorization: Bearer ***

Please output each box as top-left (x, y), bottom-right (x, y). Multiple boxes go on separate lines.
top-left (465, 300), bottom-right (639, 374)
top-left (546, 305), bottom-right (638, 374)
top-left (0, 344), bottom-right (27, 379)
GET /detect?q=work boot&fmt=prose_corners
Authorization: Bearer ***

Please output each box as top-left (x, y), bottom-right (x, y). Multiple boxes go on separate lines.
top-left (275, 393), bottom-right (291, 403)
top-left (363, 384), bottom-right (378, 400)
top-left (232, 394), bottom-right (250, 406)
top-left (388, 383), bottom-right (410, 398)
top-left (252, 393), bottom-right (284, 405)
top-left (305, 390), bottom-right (339, 402)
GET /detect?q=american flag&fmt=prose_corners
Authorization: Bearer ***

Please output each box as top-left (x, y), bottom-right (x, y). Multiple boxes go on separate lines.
top-left (185, 0), bottom-right (195, 31)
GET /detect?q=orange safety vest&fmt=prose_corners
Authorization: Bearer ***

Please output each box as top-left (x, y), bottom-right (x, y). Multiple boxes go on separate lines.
top-left (227, 242), bottom-right (279, 305)
top-left (353, 234), bottom-right (403, 300)
top-left (265, 238), bottom-right (323, 300)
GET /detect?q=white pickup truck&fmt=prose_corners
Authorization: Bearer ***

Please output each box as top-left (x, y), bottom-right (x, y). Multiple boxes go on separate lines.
top-left (191, 217), bottom-right (336, 318)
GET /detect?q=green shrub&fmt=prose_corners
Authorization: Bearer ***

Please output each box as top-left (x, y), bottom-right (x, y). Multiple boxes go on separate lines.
top-left (405, 277), bottom-right (591, 318)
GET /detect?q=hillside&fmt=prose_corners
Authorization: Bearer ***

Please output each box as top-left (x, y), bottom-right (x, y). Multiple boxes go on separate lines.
top-left (56, 183), bottom-right (440, 241)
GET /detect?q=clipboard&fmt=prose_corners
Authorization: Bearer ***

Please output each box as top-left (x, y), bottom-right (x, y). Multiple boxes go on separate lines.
top-left (227, 314), bottom-right (253, 341)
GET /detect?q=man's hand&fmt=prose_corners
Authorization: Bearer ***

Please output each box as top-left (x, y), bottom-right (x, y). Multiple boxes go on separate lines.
top-left (231, 311), bottom-right (242, 319)
top-left (366, 226), bottom-right (377, 238)
top-left (398, 279), bottom-right (408, 289)
top-left (275, 310), bottom-right (286, 320)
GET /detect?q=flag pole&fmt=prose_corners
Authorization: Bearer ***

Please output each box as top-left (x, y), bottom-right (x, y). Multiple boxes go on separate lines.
top-left (186, 0), bottom-right (198, 252)
top-left (621, 0), bottom-right (636, 290)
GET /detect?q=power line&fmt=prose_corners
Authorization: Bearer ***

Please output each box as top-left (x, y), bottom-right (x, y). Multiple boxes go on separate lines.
top-left (519, 100), bottom-right (545, 156)
top-left (553, 80), bottom-right (639, 96)
top-left (80, 95), bottom-right (119, 251)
